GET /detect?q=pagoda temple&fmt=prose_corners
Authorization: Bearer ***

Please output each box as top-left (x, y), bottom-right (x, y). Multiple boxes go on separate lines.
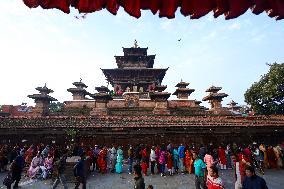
top-left (1, 42), bottom-right (284, 146)
top-left (62, 42), bottom-right (210, 115)
top-left (27, 84), bottom-right (57, 116)
top-left (101, 40), bottom-right (168, 99)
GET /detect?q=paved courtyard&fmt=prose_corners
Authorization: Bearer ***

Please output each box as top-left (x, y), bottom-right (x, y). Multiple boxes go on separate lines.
top-left (0, 168), bottom-right (284, 189)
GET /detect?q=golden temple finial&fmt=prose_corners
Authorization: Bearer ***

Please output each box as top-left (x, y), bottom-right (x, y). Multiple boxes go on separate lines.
top-left (133, 39), bottom-right (139, 48)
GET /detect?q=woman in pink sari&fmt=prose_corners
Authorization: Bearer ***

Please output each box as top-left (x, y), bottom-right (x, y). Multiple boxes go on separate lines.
top-left (41, 153), bottom-right (53, 179)
top-left (204, 151), bottom-right (214, 172)
top-left (28, 152), bottom-right (43, 178)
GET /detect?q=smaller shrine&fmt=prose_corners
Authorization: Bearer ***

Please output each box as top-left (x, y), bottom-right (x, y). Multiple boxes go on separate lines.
top-left (67, 79), bottom-right (89, 100)
top-left (227, 100), bottom-right (242, 112)
top-left (150, 85), bottom-right (171, 114)
top-left (28, 84), bottom-right (57, 116)
top-left (173, 80), bottom-right (195, 99)
top-left (202, 86), bottom-right (230, 115)
top-left (90, 86), bottom-right (112, 115)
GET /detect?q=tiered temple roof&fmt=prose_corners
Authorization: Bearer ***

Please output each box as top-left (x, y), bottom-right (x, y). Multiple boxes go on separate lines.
top-left (28, 84), bottom-right (57, 102)
top-left (203, 86), bottom-right (228, 101)
top-left (173, 80), bottom-right (195, 99)
top-left (203, 86), bottom-right (228, 110)
top-left (101, 41), bottom-right (168, 96)
top-left (89, 86), bottom-right (112, 102)
top-left (150, 84), bottom-right (171, 102)
top-left (67, 79), bottom-right (89, 100)
top-left (227, 100), bottom-right (242, 111)
top-left (27, 84), bottom-right (57, 116)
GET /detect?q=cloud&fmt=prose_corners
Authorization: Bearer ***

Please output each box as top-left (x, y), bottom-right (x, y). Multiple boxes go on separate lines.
top-left (229, 22), bottom-right (241, 30)
top-left (205, 14), bottom-right (214, 22)
top-left (160, 19), bottom-right (174, 32)
top-left (251, 33), bottom-right (266, 42)
top-left (202, 31), bottom-right (217, 40)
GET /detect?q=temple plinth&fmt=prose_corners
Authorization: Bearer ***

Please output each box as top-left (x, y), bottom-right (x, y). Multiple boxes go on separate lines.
top-left (90, 86), bottom-right (112, 115)
top-left (28, 84), bottom-right (57, 116)
top-left (202, 86), bottom-right (228, 109)
top-left (67, 79), bottom-right (89, 100)
top-left (101, 41), bottom-right (168, 99)
top-left (173, 80), bottom-right (195, 99)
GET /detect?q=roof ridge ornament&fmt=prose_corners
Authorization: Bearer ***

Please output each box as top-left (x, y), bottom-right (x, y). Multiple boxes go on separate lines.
top-left (133, 39), bottom-right (139, 48)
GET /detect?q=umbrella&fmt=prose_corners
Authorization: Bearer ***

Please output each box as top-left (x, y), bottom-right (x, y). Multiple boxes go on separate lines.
top-left (22, 0), bottom-right (284, 20)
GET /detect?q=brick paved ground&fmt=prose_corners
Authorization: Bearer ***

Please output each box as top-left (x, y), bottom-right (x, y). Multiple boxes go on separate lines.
top-left (0, 168), bottom-right (283, 189)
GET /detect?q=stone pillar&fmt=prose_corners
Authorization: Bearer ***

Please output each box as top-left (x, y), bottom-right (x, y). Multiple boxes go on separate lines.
top-left (73, 94), bottom-right (84, 100)
top-left (178, 93), bottom-right (189, 99)
top-left (210, 100), bottom-right (222, 109)
top-left (90, 93), bottom-right (112, 116)
top-left (30, 100), bottom-right (49, 116)
top-left (153, 101), bottom-right (170, 115)
top-left (150, 92), bottom-right (171, 115)
top-left (90, 100), bottom-right (108, 115)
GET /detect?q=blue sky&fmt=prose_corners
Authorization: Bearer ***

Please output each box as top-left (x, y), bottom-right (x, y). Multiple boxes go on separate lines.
top-left (0, 0), bottom-right (284, 108)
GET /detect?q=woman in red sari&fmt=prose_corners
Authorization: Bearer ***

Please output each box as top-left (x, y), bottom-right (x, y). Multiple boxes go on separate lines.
top-left (267, 146), bottom-right (277, 169)
top-left (141, 147), bottom-right (149, 176)
top-left (184, 149), bottom-right (193, 174)
top-left (217, 146), bottom-right (227, 170)
top-left (25, 145), bottom-right (35, 166)
top-left (97, 147), bottom-right (107, 174)
top-left (167, 151), bottom-right (173, 175)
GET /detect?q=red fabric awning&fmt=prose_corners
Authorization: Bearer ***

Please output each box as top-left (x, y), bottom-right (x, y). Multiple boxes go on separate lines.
top-left (22, 0), bottom-right (284, 20)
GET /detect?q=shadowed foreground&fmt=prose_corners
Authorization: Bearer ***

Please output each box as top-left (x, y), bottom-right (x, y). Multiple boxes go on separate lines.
top-left (0, 169), bottom-right (283, 189)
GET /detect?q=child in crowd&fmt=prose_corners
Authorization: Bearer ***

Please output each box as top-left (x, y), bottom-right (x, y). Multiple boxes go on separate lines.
top-left (147, 185), bottom-right (153, 189)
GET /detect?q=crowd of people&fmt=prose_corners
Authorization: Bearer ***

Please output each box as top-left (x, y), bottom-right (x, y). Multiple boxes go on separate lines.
top-left (0, 141), bottom-right (283, 189)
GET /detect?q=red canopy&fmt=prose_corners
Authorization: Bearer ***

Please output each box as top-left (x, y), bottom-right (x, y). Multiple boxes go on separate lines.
top-left (23, 0), bottom-right (284, 20)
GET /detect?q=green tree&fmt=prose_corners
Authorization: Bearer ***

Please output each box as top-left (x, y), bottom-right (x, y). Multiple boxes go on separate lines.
top-left (49, 102), bottom-right (64, 113)
top-left (244, 63), bottom-right (284, 115)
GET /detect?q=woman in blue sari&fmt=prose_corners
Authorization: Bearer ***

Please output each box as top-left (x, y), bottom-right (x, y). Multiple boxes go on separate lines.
top-left (115, 146), bottom-right (123, 173)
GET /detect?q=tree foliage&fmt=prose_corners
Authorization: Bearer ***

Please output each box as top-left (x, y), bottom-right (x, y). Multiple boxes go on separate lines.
top-left (244, 63), bottom-right (284, 115)
top-left (49, 102), bottom-right (64, 113)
